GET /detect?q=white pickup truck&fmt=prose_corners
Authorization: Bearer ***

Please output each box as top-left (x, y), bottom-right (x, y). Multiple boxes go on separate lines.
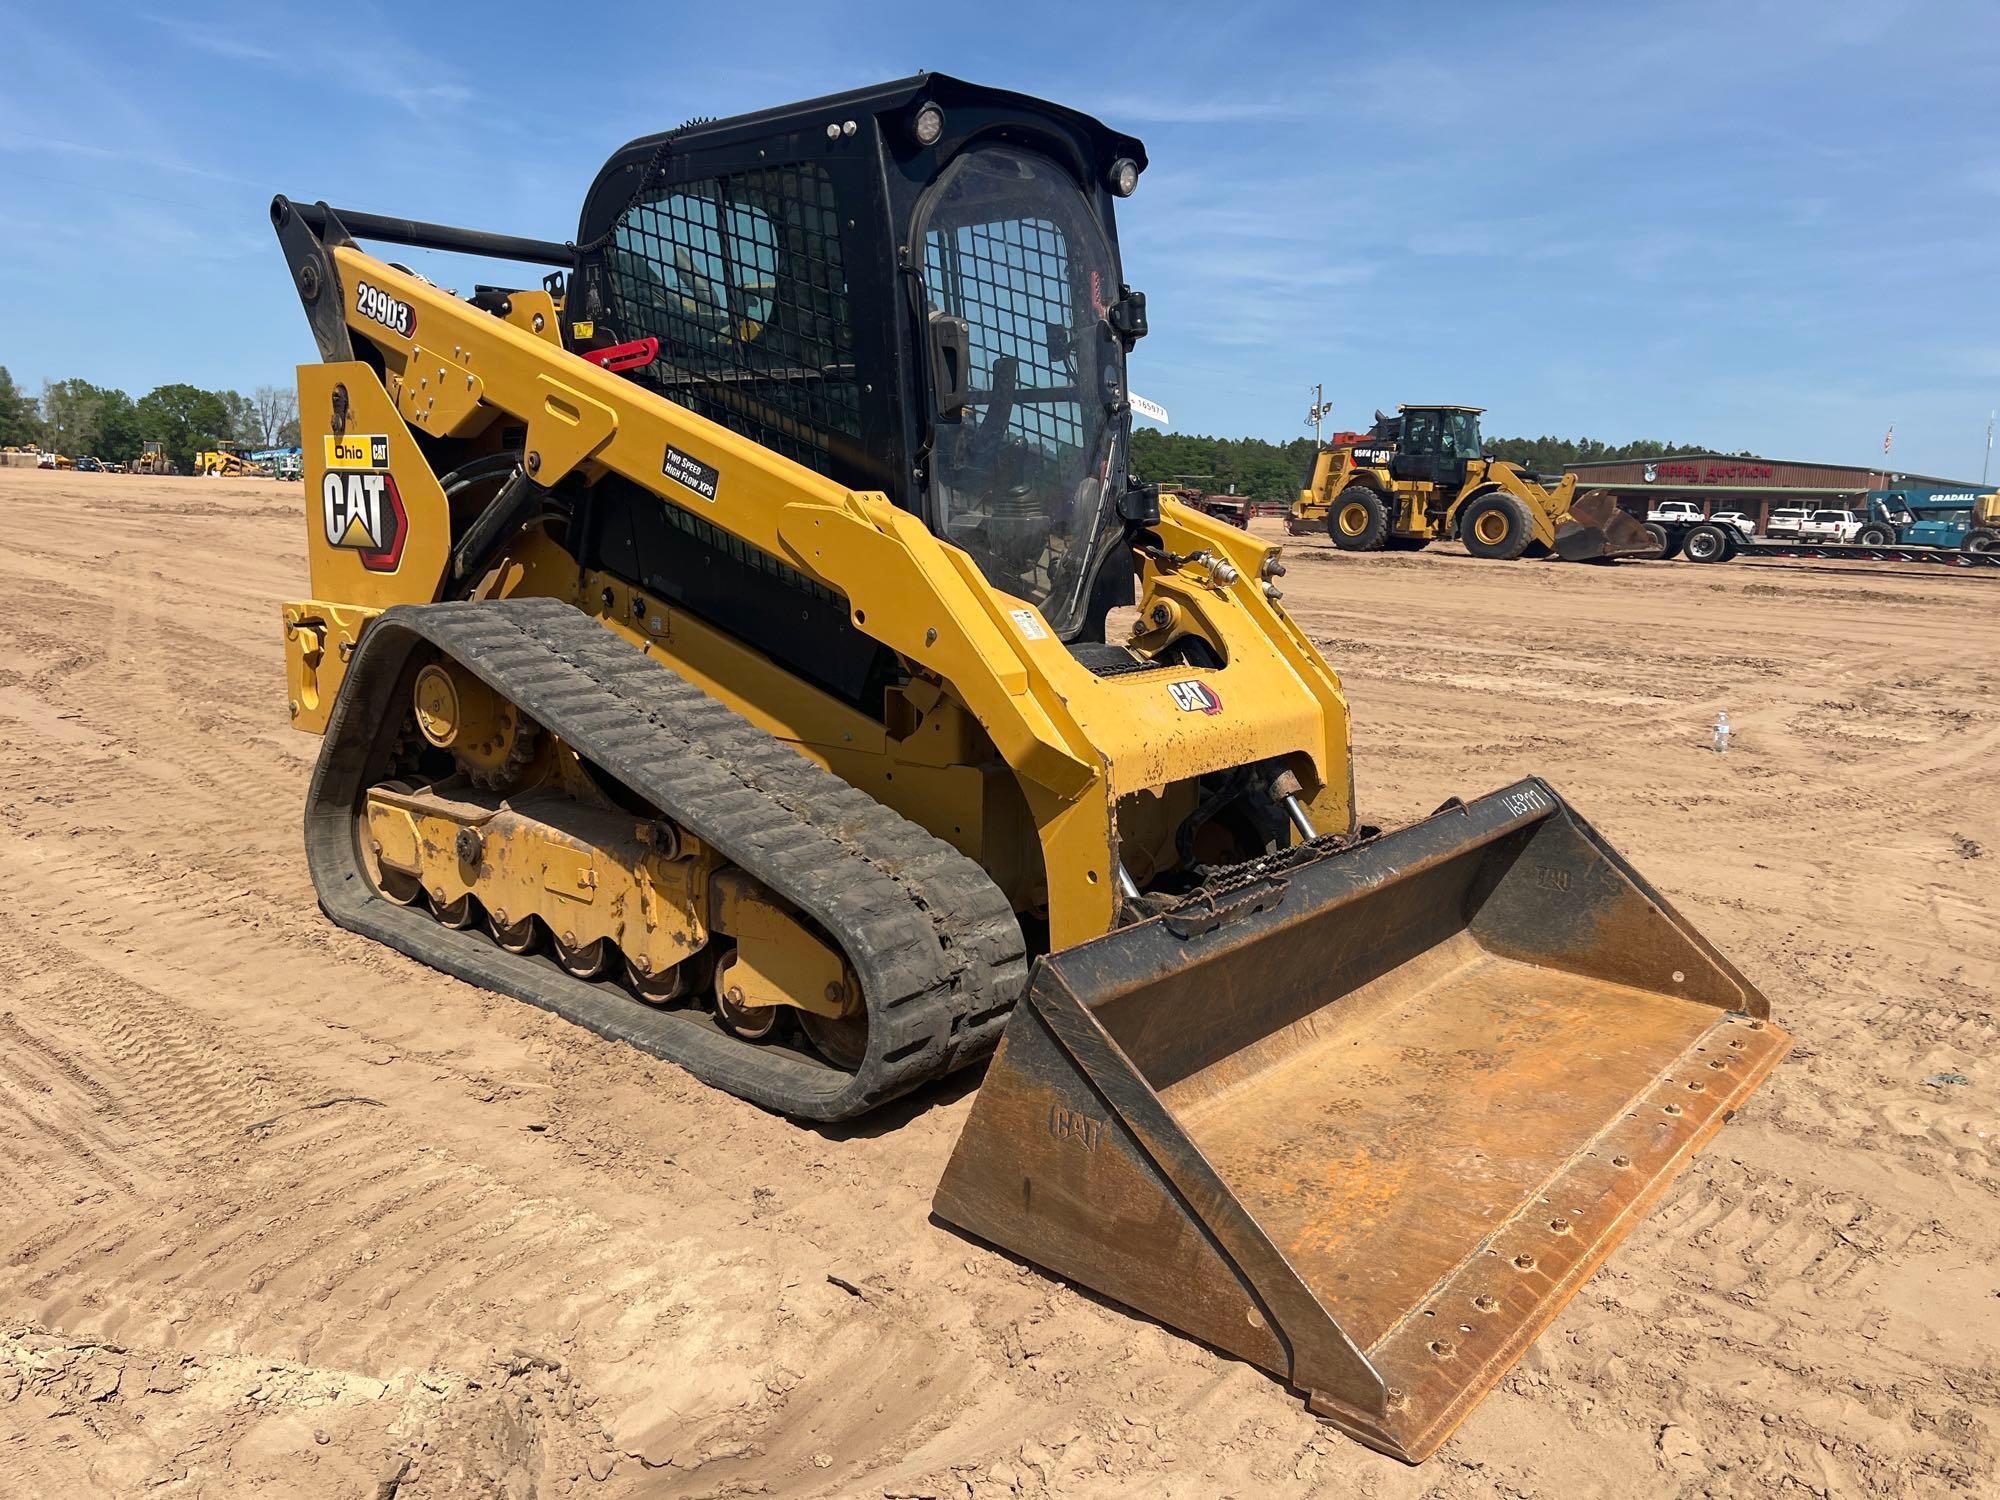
top-left (1796, 508), bottom-right (1864, 543)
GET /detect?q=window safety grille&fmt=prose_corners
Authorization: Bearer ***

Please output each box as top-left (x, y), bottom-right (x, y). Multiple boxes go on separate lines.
top-left (604, 164), bottom-right (860, 478)
top-left (923, 216), bottom-right (1083, 462)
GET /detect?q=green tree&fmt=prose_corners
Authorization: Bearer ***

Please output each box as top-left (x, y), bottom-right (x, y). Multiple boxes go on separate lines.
top-left (0, 366), bottom-right (39, 446)
top-left (1132, 429), bottom-right (1331, 502)
top-left (1133, 427), bottom-right (1763, 500)
top-left (95, 388), bottom-right (145, 463)
top-left (1482, 435), bottom-right (1760, 472)
top-left (218, 389), bottom-right (258, 445)
top-left (133, 383), bottom-right (235, 472)
top-left (38, 378), bottom-right (108, 456)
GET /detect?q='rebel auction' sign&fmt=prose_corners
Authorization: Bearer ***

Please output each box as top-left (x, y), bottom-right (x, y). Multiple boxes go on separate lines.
top-left (1651, 459), bottom-right (1775, 484)
top-left (1129, 392), bottom-right (1170, 428)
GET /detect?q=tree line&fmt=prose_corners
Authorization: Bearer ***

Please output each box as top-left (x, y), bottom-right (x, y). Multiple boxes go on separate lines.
top-left (1480, 434), bottom-right (1758, 474)
top-left (2, 361), bottom-right (1742, 495)
top-left (1131, 428), bottom-right (1747, 501)
top-left (0, 365), bottom-right (300, 471)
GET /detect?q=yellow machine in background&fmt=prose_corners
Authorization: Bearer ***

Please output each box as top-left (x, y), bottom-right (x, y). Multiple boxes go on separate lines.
top-left (1292, 404), bottom-right (1652, 561)
top-left (269, 75), bottom-right (1785, 1462)
top-left (131, 440), bottom-right (175, 476)
top-left (194, 443), bottom-right (271, 478)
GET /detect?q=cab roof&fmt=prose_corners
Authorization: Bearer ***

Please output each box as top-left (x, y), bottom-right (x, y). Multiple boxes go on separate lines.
top-left (1398, 404), bottom-right (1484, 414)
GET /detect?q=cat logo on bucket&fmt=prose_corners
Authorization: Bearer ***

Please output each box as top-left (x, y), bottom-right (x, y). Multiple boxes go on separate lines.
top-left (321, 470), bottom-right (407, 571)
top-left (1167, 679), bottom-right (1223, 715)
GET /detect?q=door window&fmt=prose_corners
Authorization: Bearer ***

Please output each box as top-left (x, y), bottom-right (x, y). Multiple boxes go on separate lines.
top-left (915, 147), bottom-right (1124, 637)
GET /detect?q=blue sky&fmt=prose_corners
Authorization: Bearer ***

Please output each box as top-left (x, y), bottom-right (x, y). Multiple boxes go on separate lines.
top-left (5, 0), bottom-right (1997, 479)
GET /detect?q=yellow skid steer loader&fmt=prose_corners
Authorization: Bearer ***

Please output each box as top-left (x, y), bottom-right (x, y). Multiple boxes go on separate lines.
top-left (270, 74), bottom-right (1786, 1462)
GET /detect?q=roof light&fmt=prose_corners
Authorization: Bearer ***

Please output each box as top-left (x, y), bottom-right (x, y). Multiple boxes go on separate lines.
top-left (913, 103), bottom-right (945, 147)
top-left (1109, 158), bottom-right (1140, 197)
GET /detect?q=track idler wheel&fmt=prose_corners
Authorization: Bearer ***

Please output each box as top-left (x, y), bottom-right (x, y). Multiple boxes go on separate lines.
top-left (433, 892), bottom-right (479, 929)
top-left (626, 958), bottom-right (691, 1006)
top-left (800, 1009), bottom-right (869, 1071)
top-left (553, 932), bottom-right (612, 979)
top-left (376, 868), bottom-right (423, 905)
top-left (357, 780), bottom-right (427, 905)
top-left (714, 965), bottom-right (780, 1041)
top-left (487, 908), bottom-right (541, 954)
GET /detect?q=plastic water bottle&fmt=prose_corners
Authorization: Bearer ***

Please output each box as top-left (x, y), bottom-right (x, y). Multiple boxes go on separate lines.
top-left (1712, 711), bottom-right (1731, 754)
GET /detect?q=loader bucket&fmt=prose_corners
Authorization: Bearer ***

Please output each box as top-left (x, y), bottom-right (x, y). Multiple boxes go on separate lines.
top-left (934, 779), bottom-right (1788, 1462)
top-left (1554, 490), bottom-right (1658, 560)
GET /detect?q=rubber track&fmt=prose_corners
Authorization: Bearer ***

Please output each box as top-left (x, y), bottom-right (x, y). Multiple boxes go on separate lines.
top-left (304, 597), bottom-right (1027, 1121)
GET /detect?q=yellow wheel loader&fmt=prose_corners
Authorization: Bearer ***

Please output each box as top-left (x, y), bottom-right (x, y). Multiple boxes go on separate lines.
top-left (1291, 404), bottom-right (1654, 561)
top-left (132, 440), bottom-right (175, 476)
top-left (270, 75), bottom-right (1785, 1462)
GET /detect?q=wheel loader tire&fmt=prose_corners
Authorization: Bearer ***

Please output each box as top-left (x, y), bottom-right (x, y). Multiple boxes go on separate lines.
top-left (1683, 523), bottom-right (1731, 563)
top-left (1326, 486), bottom-right (1390, 551)
top-left (1856, 523), bottom-right (1896, 546)
top-left (1962, 529), bottom-right (2000, 555)
top-left (1640, 521), bottom-right (1670, 556)
top-left (1459, 493), bottom-right (1535, 560)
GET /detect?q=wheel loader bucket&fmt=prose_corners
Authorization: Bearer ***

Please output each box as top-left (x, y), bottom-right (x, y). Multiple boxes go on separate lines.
top-left (934, 779), bottom-right (1787, 1463)
top-left (1555, 489), bottom-right (1658, 561)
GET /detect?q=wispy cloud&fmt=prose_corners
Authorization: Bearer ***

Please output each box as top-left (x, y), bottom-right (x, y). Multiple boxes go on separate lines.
top-left (0, 129), bottom-right (262, 187)
top-left (140, 15), bottom-right (281, 65)
top-left (145, 9), bottom-right (475, 116)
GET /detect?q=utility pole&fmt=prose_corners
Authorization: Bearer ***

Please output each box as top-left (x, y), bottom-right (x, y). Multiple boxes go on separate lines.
top-left (1304, 384), bottom-right (1334, 444)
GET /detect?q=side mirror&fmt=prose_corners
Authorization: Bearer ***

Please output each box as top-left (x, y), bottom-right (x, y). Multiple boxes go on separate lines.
top-left (928, 312), bottom-right (972, 423)
top-left (1106, 287), bottom-right (1148, 348)
top-left (1116, 480), bottom-right (1161, 525)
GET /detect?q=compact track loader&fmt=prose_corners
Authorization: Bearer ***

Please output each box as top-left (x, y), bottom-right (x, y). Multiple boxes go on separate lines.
top-left (1291, 404), bottom-right (1655, 561)
top-left (271, 75), bottom-right (1786, 1461)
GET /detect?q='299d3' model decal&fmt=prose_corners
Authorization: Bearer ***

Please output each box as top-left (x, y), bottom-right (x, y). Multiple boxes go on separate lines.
top-left (354, 280), bottom-right (415, 338)
top-left (322, 469), bottom-right (408, 571)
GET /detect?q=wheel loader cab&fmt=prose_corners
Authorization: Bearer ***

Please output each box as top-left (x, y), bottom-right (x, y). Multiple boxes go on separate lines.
top-left (1388, 405), bottom-right (1482, 489)
top-left (568, 75), bottom-right (1149, 643)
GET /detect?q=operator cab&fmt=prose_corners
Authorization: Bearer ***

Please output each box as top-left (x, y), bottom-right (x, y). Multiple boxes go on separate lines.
top-left (570, 75), bottom-right (1152, 643)
top-left (1382, 404), bottom-right (1483, 489)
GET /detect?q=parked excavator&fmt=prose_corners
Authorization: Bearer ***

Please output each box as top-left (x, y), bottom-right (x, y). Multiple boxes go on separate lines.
top-left (1291, 405), bottom-right (1655, 560)
top-left (269, 75), bottom-right (1785, 1462)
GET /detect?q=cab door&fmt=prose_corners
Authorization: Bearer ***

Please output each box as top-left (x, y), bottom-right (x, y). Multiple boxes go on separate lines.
top-left (1390, 410), bottom-right (1453, 486)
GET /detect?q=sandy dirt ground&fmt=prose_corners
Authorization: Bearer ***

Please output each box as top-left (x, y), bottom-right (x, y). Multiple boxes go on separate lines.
top-left (0, 469), bottom-right (1993, 1499)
